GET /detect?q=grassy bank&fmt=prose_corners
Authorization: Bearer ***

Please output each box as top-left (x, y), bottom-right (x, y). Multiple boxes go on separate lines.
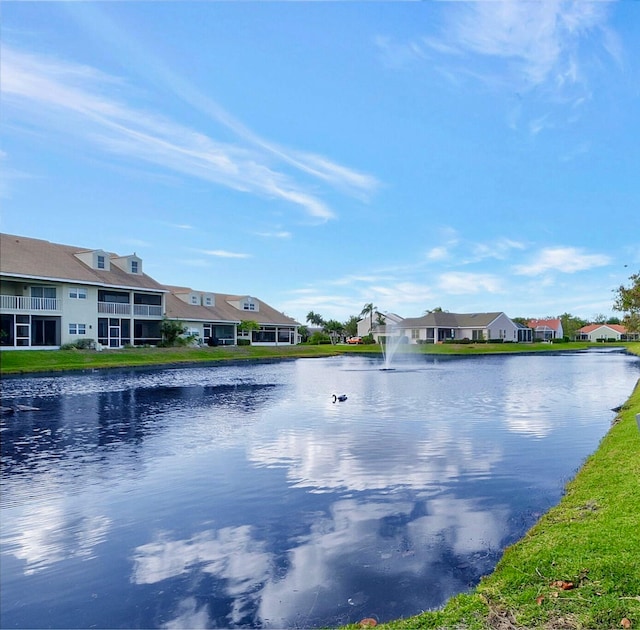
top-left (347, 342), bottom-right (640, 630)
top-left (0, 341), bottom-right (598, 375)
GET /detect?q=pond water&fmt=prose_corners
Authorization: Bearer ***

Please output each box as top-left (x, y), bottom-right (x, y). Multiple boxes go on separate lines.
top-left (1, 349), bottom-right (639, 629)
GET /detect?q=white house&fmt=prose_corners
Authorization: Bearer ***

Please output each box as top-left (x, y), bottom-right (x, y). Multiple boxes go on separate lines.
top-left (393, 311), bottom-right (522, 344)
top-left (1, 234), bottom-right (167, 348)
top-left (357, 311), bottom-right (404, 341)
top-left (0, 234), bottom-right (299, 349)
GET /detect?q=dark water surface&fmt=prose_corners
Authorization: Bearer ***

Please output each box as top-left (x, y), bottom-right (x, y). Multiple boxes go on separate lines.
top-left (1, 350), bottom-right (638, 629)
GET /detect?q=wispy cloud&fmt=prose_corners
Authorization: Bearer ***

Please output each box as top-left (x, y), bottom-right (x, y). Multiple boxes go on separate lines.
top-left (201, 249), bottom-right (251, 259)
top-left (438, 272), bottom-right (503, 295)
top-left (255, 231), bottom-right (292, 239)
top-left (514, 246), bottom-right (611, 276)
top-left (426, 2), bottom-right (616, 93)
top-left (1, 44), bottom-right (378, 222)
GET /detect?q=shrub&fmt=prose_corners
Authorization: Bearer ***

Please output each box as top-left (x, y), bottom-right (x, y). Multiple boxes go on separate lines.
top-left (59, 339), bottom-right (96, 350)
top-left (308, 332), bottom-right (331, 345)
top-left (361, 334), bottom-right (376, 345)
top-left (237, 338), bottom-right (251, 346)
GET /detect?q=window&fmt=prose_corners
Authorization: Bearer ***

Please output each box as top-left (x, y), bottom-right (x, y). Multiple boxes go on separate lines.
top-left (411, 329), bottom-right (420, 339)
top-left (69, 287), bottom-right (88, 300)
top-left (243, 301), bottom-right (256, 311)
top-left (97, 255), bottom-right (105, 269)
top-left (205, 297), bottom-right (213, 306)
top-left (131, 260), bottom-right (139, 274)
top-left (31, 286), bottom-right (56, 299)
top-left (69, 323), bottom-right (86, 335)
top-left (191, 295), bottom-right (198, 305)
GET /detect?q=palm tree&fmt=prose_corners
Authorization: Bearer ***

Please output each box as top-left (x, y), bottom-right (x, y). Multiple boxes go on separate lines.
top-left (306, 311), bottom-right (325, 327)
top-left (359, 302), bottom-right (377, 335)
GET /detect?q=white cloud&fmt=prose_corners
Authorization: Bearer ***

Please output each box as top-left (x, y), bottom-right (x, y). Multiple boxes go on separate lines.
top-left (429, 1), bottom-right (613, 92)
top-left (1, 45), bottom-right (378, 222)
top-left (201, 249), bottom-right (251, 259)
top-left (438, 272), bottom-right (503, 295)
top-left (514, 246), bottom-right (610, 276)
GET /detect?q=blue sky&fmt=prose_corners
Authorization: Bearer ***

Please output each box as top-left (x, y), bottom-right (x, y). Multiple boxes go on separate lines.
top-left (1, 2), bottom-right (638, 325)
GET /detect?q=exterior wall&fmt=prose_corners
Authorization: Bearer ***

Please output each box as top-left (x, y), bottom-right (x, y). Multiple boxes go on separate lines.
top-left (584, 326), bottom-right (622, 342)
top-left (487, 313), bottom-right (519, 341)
top-left (1, 276), bottom-right (164, 349)
top-left (61, 283), bottom-right (99, 346)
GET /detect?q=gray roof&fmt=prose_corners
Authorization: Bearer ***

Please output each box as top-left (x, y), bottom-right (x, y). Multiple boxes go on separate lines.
top-left (0, 233), bottom-right (166, 292)
top-left (397, 311), bottom-right (504, 329)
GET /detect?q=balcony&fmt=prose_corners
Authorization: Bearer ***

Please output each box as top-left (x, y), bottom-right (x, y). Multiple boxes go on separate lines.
top-left (97, 302), bottom-right (163, 317)
top-left (1, 295), bottom-right (61, 312)
top-left (134, 304), bottom-right (163, 317)
top-left (98, 301), bottom-right (131, 315)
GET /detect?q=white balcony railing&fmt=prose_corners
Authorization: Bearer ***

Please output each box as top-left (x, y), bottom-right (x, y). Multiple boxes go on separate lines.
top-left (98, 301), bottom-right (131, 315)
top-left (1, 295), bottom-right (61, 312)
top-left (134, 304), bottom-right (163, 317)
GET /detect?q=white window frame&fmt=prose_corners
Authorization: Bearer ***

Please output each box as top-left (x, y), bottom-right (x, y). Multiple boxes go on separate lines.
top-left (97, 255), bottom-right (106, 269)
top-left (69, 323), bottom-right (87, 335)
top-left (131, 260), bottom-right (139, 274)
top-left (69, 287), bottom-right (88, 300)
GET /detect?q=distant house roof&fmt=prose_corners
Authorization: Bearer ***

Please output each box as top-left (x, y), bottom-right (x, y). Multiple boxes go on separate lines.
top-left (398, 311), bottom-right (504, 329)
top-left (0, 233), bottom-right (166, 292)
top-left (528, 318), bottom-right (562, 331)
top-left (164, 285), bottom-right (299, 326)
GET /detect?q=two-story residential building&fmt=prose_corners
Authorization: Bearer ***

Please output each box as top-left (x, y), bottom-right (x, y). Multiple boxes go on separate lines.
top-left (0, 234), bottom-right (299, 349)
top-left (357, 311), bottom-right (404, 341)
top-left (165, 286), bottom-right (300, 346)
top-left (1, 234), bottom-right (167, 348)
top-left (393, 311), bottom-right (522, 344)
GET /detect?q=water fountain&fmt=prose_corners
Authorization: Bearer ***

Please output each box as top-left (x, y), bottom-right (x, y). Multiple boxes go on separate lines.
top-left (380, 327), bottom-right (405, 370)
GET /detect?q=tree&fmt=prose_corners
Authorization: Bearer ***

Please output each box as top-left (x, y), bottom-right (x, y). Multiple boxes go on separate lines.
top-left (343, 315), bottom-right (359, 338)
top-left (238, 320), bottom-right (261, 343)
top-left (323, 319), bottom-right (344, 345)
top-left (306, 311), bottom-right (325, 327)
top-left (424, 307), bottom-right (447, 314)
top-left (559, 313), bottom-right (588, 340)
top-left (359, 302), bottom-right (377, 335)
top-left (613, 271), bottom-right (640, 332)
top-left (160, 318), bottom-right (189, 347)
top-left (297, 325), bottom-right (310, 343)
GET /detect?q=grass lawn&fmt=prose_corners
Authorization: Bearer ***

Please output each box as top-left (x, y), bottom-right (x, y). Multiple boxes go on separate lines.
top-left (0, 340), bottom-right (600, 375)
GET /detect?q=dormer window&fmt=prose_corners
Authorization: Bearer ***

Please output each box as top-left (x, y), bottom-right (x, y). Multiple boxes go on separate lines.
top-left (131, 260), bottom-right (139, 274)
top-left (242, 300), bottom-right (256, 311)
top-left (97, 255), bottom-right (106, 269)
top-left (191, 295), bottom-right (198, 305)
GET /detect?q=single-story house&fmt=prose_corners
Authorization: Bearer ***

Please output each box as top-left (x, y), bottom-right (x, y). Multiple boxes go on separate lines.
top-left (393, 311), bottom-right (522, 344)
top-left (576, 323), bottom-right (632, 342)
top-left (528, 318), bottom-right (564, 341)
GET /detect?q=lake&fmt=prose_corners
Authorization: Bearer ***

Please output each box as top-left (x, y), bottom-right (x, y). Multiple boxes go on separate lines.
top-left (1, 349), bottom-right (638, 629)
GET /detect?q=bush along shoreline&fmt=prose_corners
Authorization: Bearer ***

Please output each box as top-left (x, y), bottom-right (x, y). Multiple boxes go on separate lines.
top-left (347, 344), bottom-right (640, 630)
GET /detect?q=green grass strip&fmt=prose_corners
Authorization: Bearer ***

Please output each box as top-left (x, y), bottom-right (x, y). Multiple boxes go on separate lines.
top-left (0, 341), bottom-right (601, 375)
